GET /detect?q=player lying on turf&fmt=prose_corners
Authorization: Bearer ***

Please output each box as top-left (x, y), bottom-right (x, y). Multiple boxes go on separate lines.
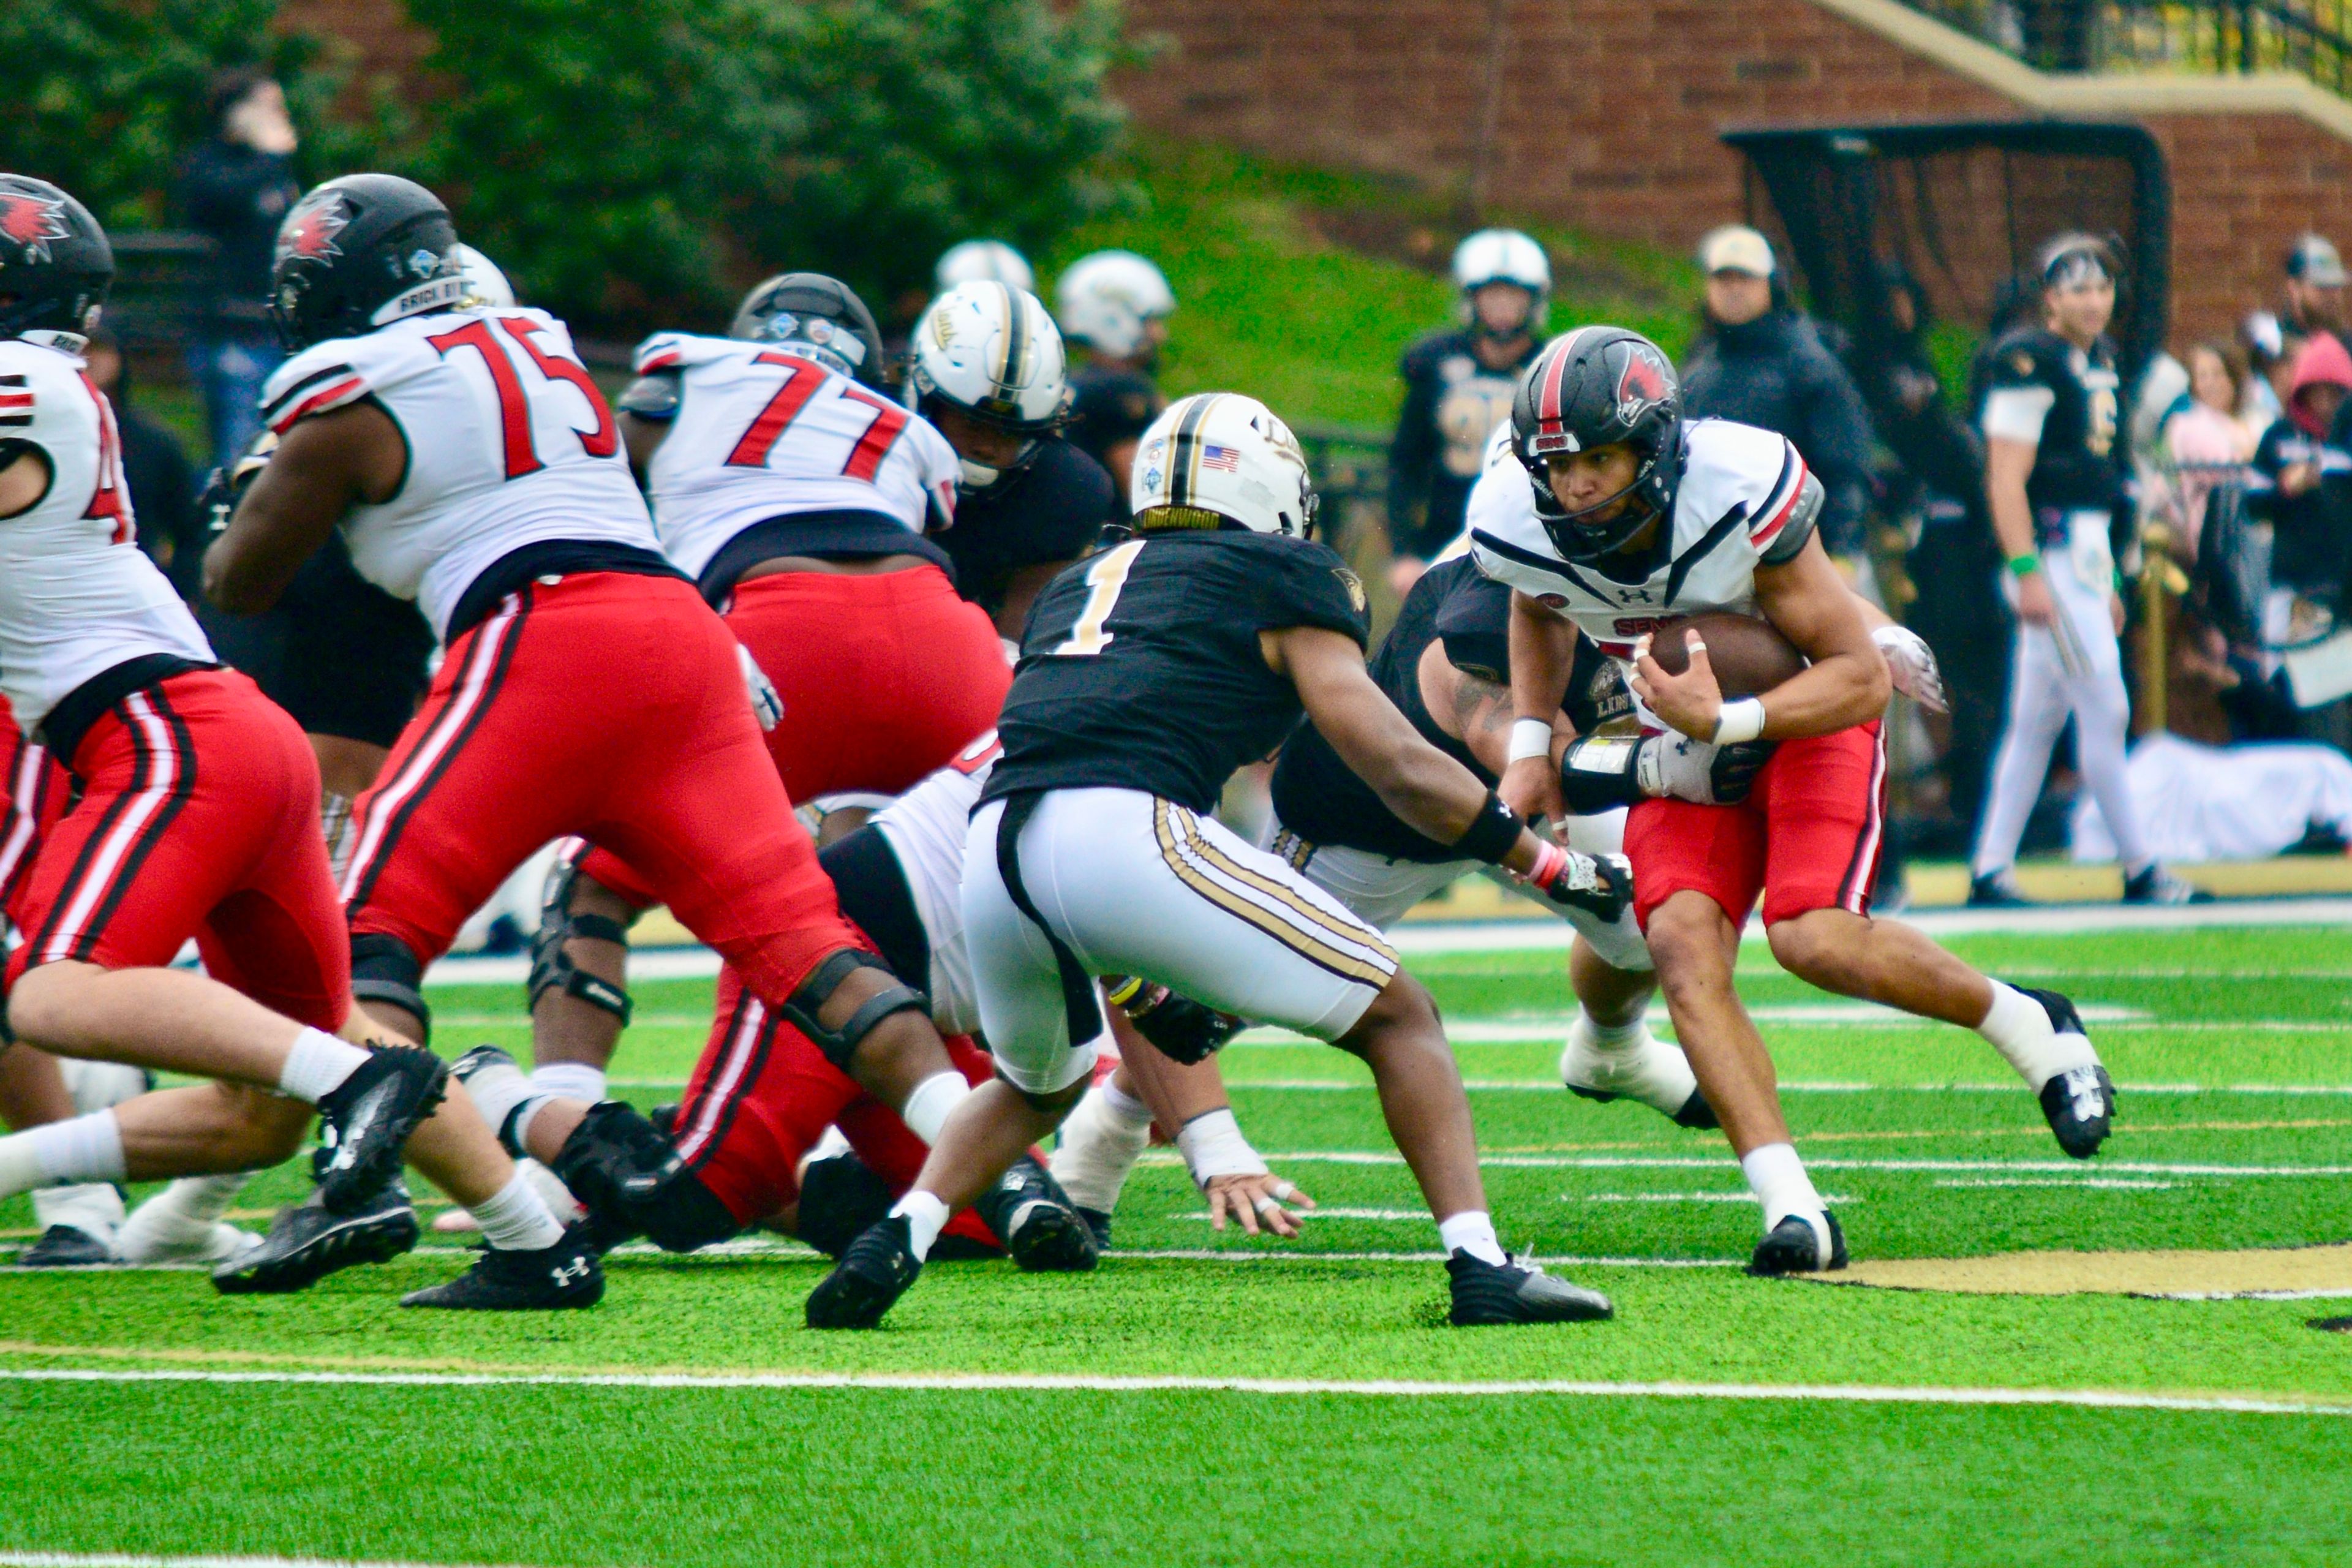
top-left (1476, 328), bottom-right (2117, 1276)
top-left (0, 175), bottom-right (576, 1308)
top-left (806, 391), bottom-right (1636, 1330)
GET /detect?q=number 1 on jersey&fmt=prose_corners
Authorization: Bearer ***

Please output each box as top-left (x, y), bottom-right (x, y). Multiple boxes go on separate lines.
top-left (1051, 539), bottom-right (1145, 657)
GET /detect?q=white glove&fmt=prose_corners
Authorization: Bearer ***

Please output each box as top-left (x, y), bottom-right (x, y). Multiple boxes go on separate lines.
top-left (1635, 733), bottom-right (1770, 805)
top-left (1873, 624), bottom-right (1948, 714)
top-left (737, 643), bottom-right (782, 731)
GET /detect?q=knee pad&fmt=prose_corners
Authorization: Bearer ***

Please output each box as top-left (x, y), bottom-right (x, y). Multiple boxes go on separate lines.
top-left (350, 933), bottom-right (431, 1041)
top-left (780, 948), bottom-right (930, 1075)
top-left (527, 858), bottom-right (636, 1026)
top-left (793, 1150), bottom-right (896, 1259)
top-left (549, 1100), bottom-right (740, 1255)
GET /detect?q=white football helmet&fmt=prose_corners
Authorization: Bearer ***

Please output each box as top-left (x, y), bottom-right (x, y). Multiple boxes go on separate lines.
top-left (1055, 250), bottom-right (1175, 359)
top-left (907, 282), bottom-right (1068, 489)
top-left (1452, 228), bottom-right (1549, 330)
top-left (935, 239), bottom-right (1035, 296)
top-left (1131, 393), bottom-right (1317, 537)
top-left (453, 244), bottom-right (515, 308)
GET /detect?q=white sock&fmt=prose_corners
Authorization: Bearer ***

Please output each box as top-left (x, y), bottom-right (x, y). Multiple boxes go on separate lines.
top-left (529, 1063), bottom-right (606, 1103)
top-left (889, 1189), bottom-right (950, 1262)
top-left (1977, 982), bottom-right (2098, 1091)
top-left (1740, 1142), bottom-right (1824, 1232)
top-left (1437, 1210), bottom-right (1506, 1265)
top-left (277, 1028), bottom-right (371, 1105)
top-left (31, 1182), bottom-right (125, 1240)
top-left (899, 1071), bottom-right (971, 1146)
top-left (468, 1170), bottom-right (566, 1253)
top-left (1583, 1010), bottom-right (1648, 1052)
top-left (1049, 1084), bottom-right (1155, 1215)
top-left (119, 1173), bottom-right (247, 1252)
top-left (461, 1055), bottom-right (541, 1147)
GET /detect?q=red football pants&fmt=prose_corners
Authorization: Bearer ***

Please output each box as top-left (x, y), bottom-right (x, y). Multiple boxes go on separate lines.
top-left (4, 669), bottom-right (349, 1032)
top-left (341, 571), bottom-right (861, 1003)
top-left (576, 563), bottom-right (1009, 906)
top-left (1625, 720), bottom-right (1888, 932)
top-left (0, 696), bottom-right (72, 934)
top-left (674, 964), bottom-right (998, 1247)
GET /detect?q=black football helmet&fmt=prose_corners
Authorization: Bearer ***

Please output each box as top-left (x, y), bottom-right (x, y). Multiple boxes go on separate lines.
top-left (729, 273), bottom-right (884, 386)
top-left (270, 174), bottom-right (463, 350)
top-left (1509, 326), bottom-right (1683, 562)
top-left (0, 176), bottom-right (112, 343)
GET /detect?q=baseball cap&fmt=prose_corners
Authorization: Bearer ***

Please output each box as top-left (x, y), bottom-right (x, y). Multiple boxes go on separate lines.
top-left (1697, 225), bottom-right (1776, 279)
top-left (2287, 234), bottom-right (2347, 287)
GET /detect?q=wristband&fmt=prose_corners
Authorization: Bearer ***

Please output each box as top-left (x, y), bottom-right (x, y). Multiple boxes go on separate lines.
top-left (1449, 790), bottom-right (1524, 865)
top-left (1522, 839), bottom-right (1570, 892)
top-left (1507, 718), bottom-right (1555, 764)
top-left (2007, 551), bottom-right (2043, 578)
top-left (1177, 1108), bottom-right (1268, 1187)
top-left (1712, 697), bottom-right (1766, 745)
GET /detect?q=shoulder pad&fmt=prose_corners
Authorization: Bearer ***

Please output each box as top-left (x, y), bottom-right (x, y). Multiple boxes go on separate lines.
top-left (1676, 420), bottom-right (1806, 552)
top-left (631, 331), bottom-right (742, 375)
top-left (260, 333), bottom-right (419, 437)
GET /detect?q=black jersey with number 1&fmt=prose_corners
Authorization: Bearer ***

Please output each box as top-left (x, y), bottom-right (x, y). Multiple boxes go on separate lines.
top-left (982, 527), bottom-right (1371, 815)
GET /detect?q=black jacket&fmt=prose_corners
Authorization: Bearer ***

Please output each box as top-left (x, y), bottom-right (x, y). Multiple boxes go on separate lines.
top-left (177, 140), bottom-right (301, 332)
top-left (1679, 311), bottom-right (1876, 554)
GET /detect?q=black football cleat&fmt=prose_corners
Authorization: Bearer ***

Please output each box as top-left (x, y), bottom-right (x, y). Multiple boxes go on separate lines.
top-left (400, 1226), bottom-right (603, 1311)
top-left (17, 1224), bottom-right (113, 1267)
top-left (312, 1044), bottom-right (448, 1213)
top-left (1076, 1207), bottom-right (1113, 1250)
top-left (972, 1156), bottom-right (1098, 1274)
top-left (806, 1215), bottom-right (922, 1330)
top-left (1748, 1210), bottom-right (1847, 1276)
top-left (2122, 864), bottom-right (2211, 905)
top-left (1967, 871), bottom-right (2029, 908)
top-left (213, 1183), bottom-right (420, 1295)
top-left (2016, 987), bottom-right (2117, 1158)
top-left (1446, 1250), bottom-right (1614, 1326)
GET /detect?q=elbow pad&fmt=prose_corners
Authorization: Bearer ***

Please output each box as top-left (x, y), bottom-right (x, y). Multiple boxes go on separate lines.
top-left (1558, 734), bottom-right (1648, 815)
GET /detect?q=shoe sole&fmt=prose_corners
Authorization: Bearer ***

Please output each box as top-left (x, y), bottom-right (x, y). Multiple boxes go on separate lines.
top-left (214, 1209), bottom-right (420, 1295)
top-left (1451, 1294), bottom-right (1615, 1327)
top-left (401, 1278), bottom-right (605, 1311)
top-left (1007, 1202), bottom-right (1099, 1274)
top-left (805, 1267), bottom-right (910, 1330)
top-left (318, 1060), bottom-right (450, 1216)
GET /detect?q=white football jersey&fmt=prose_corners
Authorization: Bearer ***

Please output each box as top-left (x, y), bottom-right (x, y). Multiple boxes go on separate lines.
top-left (633, 333), bottom-right (959, 579)
top-left (1469, 417), bottom-right (1819, 685)
top-left (0, 338), bottom-right (213, 734)
top-left (261, 307), bottom-right (657, 640)
top-left (873, 730), bottom-right (1001, 1035)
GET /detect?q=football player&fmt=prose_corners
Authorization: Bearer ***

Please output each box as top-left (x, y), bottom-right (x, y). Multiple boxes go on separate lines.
top-left (1968, 235), bottom-right (2198, 907)
top-left (906, 281), bottom-right (1115, 641)
top-left (806, 391), bottom-right (1635, 1331)
top-left (1384, 230), bottom-right (1548, 597)
top-left (1478, 328), bottom-right (2118, 1275)
top-left (205, 175), bottom-right (969, 1299)
top-left (935, 239), bottom-right (1035, 296)
top-left (0, 175), bottom-right (576, 1308)
top-left (1055, 250), bottom-right (1174, 499)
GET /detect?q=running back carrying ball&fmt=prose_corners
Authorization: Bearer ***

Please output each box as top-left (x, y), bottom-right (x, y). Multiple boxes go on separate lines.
top-left (1638, 611), bottom-right (1805, 699)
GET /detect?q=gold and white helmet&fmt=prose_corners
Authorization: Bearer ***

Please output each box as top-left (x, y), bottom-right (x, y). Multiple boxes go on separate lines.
top-left (1131, 393), bottom-right (1317, 537)
top-left (934, 238), bottom-right (1034, 296)
top-left (451, 243), bottom-right (514, 308)
top-left (907, 281), bottom-right (1068, 434)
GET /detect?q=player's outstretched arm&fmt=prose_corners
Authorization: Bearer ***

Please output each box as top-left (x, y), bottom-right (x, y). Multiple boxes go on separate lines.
top-left (204, 401), bottom-right (404, 614)
top-left (1501, 590), bottom-right (1577, 820)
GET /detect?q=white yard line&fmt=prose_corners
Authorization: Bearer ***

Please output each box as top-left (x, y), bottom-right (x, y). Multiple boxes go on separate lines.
top-left (0, 1556), bottom-right (565, 1568)
top-left (1934, 1178), bottom-right (2179, 1191)
top-left (0, 1365), bottom-right (2342, 1419)
top-left (1248, 1152), bottom-right (2352, 1176)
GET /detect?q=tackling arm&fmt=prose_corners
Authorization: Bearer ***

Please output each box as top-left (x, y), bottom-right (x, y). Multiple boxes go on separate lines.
top-left (203, 401), bottom-right (404, 614)
top-left (1499, 590), bottom-right (1578, 818)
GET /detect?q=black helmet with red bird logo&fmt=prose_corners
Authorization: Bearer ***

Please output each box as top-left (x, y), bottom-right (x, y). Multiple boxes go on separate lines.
top-left (270, 174), bottom-right (464, 350)
top-left (1508, 326), bottom-right (1684, 562)
top-left (0, 175), bottom-right (113, 344)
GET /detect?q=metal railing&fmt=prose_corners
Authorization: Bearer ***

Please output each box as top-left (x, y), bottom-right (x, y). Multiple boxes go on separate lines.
top-left (1898, 1), bottom-right (2352, 94)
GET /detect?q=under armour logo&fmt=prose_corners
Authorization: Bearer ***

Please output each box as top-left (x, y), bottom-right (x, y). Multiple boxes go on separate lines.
top-left (551, 1257), bottom-right (592, 1287)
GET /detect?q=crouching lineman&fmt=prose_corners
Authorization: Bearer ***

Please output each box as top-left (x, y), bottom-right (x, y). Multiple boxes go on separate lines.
top-left (0, 175), bottom-right (584, 1308)
top-left (206, 175), bottom-right (973, 1297)
top-left (1477, 328), bottom-right (2117, 1275)
top-left (807, 393), bottom-right (1636, 1330)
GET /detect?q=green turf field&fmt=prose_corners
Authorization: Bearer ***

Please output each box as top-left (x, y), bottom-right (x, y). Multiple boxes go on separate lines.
top-left (6, 919), bottom-right (2350, 1566)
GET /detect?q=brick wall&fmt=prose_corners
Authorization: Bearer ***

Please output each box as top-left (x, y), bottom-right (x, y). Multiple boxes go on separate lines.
top-left (1115, 0), bottom-right (2352, 341)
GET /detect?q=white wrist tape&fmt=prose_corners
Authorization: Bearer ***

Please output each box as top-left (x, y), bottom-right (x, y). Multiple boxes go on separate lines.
top-left (1713, 697), bottom-right (1766, 745)
top-left (1507, 718), bottom-right (1555, 764)
top-left (1177, 1109), bottom-right (1268, 1187)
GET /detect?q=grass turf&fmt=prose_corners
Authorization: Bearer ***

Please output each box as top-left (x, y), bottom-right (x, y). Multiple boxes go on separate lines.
top-left (3, 921), bottom-right (2348, 1565)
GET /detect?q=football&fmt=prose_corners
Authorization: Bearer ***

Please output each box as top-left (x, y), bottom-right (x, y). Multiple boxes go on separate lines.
top-left (1640, 610), bottom-right (1806, 698)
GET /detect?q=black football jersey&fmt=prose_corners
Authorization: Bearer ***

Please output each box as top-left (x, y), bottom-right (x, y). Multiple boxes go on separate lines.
top-left (984, 528), bottom-right (1371, 814)
top-left (1980, 326), bottom-right (2124, 530)
top-left (939, 439), bottom-right (1117, 618)
top-left (1268, 557), bottom-right (1627, 862)
top-left (1066, 364), bottom-right (1166, 480)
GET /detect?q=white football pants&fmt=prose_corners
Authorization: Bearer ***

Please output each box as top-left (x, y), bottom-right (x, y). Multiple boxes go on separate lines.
top-left (1971, 512), bottom-right (2149, 876)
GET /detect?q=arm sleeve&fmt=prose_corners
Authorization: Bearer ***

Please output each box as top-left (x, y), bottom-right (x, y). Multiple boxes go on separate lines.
top-left (1256, 544), bottom-right (1371, 647)
top-left (1981, 386), bottom-right (2055, 443)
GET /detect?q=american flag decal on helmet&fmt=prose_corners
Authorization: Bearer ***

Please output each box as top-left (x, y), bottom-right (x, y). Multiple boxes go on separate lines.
top-left (1199, 442), bottom-right (1240, 472)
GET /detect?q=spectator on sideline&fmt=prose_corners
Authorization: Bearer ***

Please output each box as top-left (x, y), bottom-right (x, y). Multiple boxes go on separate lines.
top-left (2240, 311), bottom-right (2299, 435)
top-left (1678, 225), bottom-right (1876, 560)
top-left (1384, 228), bottom-right (1548, 597)
top-left (2282, 235), bottom-right (2348, 353)
top-left (2249, 334), bottom-right (2352, 748)
top-left (82, 328), bottom-right (202, 597)
top-left (2161, 341), bottom-right (2260, 557)
top-left (176, 69), bottom-right (301, 464)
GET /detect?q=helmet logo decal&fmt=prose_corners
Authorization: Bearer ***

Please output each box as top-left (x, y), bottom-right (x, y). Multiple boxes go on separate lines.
top-left (277, 194), bottom-right (349, 266)
top-left (1615, 345), bottom-right (1671, 424)
top-left (1199, 441), bottom-right (1240, 473)
top-left (0, 191), bottom-right (70, 262)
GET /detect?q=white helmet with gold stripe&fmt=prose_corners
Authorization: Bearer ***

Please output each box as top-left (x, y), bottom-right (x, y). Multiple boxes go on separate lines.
top-left (908, 281), bottom-right (1068, 434)
top-left (1131, 392), bottom-right (1318, 538)
top-left (935, 239), bottom-right (1035, 296)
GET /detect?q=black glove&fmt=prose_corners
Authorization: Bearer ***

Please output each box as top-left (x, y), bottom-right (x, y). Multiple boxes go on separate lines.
top-left (1105, 976), bottom-right (1243, 1065)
